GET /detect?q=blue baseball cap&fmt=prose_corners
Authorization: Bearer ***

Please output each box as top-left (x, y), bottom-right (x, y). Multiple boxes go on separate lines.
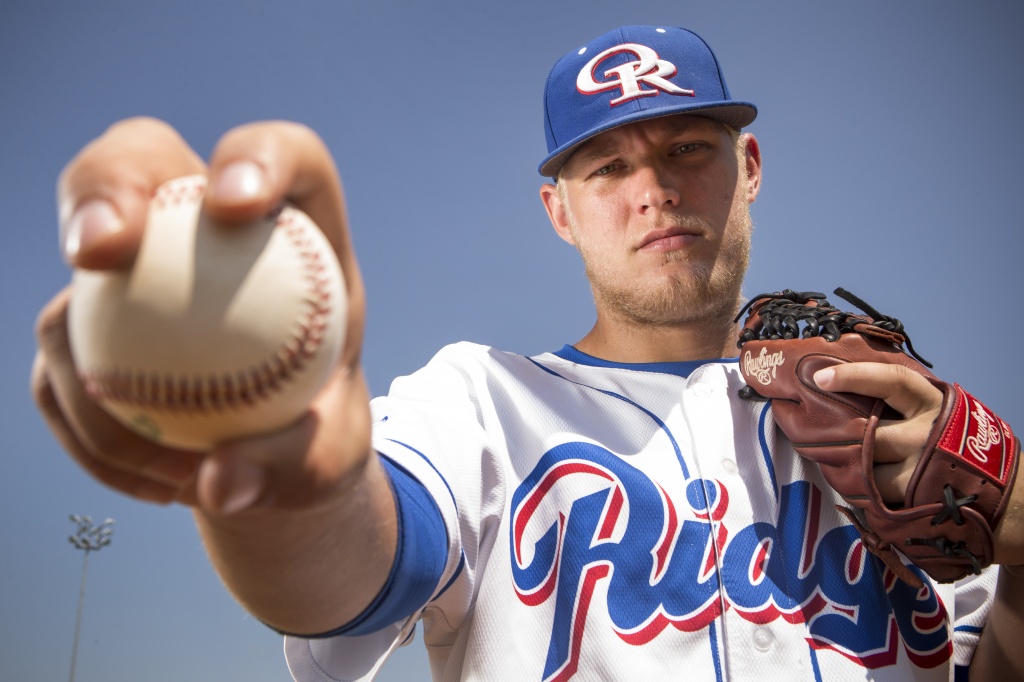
top-left (539, 25), bottom-right (757, 177)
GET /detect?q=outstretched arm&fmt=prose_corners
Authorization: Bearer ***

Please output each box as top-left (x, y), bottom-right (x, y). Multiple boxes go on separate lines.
top-left (32, 117), bottom-right (397, 635)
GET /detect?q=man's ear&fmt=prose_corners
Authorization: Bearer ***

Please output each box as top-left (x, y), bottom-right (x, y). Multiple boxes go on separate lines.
top-left (539, 182), bottom-right (576, 246)
top-left (741, 133), bottom-right (762, 203)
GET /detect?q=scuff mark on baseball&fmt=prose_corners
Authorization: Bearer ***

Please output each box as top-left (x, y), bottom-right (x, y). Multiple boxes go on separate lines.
top-left (68, 175), bottom-right (347, 451)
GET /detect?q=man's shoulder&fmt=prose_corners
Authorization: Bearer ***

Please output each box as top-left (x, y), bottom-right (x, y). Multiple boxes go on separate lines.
top-left (425, 341), bottom-right (560, 370)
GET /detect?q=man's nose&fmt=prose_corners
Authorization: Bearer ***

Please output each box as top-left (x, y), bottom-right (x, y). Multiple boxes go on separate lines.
top-left (636, 164), bottom-right (681, 213)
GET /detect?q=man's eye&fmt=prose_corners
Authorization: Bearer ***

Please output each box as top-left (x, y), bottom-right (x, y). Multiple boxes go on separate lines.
top-left (672, 142), bottom-right (702, 155)
top-left (593, 163), bottom-right (618, 176)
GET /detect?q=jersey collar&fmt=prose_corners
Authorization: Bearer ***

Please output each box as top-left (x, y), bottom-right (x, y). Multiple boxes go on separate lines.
top-left (552, 344), bottom-right (738, 379)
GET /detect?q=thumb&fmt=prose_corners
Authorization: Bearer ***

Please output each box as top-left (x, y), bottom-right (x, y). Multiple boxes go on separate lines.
top-left (812, 361), bottom-right (941, 419)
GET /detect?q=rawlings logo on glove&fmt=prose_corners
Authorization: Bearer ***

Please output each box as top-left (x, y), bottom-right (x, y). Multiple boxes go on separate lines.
top-left (743, 347), bottom-right (786, 385)
top-left (735, 288), bottom-right (1020, 586)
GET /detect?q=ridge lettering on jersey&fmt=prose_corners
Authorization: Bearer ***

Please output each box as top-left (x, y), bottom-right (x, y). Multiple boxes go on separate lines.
top-left (576, 43), bottom-right (695, 106)
top-left (510, 442), bottom-right (951, 681)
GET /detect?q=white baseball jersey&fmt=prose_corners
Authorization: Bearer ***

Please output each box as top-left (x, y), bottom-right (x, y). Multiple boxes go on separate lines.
top-left (285, 342), bottom-right (996, 682)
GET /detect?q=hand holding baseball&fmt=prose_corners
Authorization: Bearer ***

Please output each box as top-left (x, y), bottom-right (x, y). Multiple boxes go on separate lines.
top-left (34, 119), bottom-right (399, 632)
top-left (69, 174), bottom-right (347, 451)
top-left (34, 118), bottom-right (373, 515)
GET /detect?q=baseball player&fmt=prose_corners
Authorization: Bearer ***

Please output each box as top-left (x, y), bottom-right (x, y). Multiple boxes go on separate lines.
top-left (33, 25), bottom-right (1024, 681)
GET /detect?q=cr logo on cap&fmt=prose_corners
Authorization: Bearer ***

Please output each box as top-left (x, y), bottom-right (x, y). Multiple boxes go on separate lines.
top-left (576, 43), bottom-right (695, 106)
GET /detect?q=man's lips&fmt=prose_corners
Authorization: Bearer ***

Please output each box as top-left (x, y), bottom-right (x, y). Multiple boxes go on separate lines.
top-left (637, 227), bottom-right (703, 252)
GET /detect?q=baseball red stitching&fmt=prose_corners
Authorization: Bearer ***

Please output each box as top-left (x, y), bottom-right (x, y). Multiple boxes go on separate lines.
top-left (80, 177), bottom-right (337, 413)
top-left (150, 175), bottom-right (206, 209)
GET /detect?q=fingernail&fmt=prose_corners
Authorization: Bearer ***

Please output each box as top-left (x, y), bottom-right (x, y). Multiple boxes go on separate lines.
top-left (62, 199), bottom-right (123, 263)
top-left (209, 161), bottom-right (266, 203)
top-left (814, 367), bottom-right (835, 388)
top-left (220, 460), bottom-right (265, 514)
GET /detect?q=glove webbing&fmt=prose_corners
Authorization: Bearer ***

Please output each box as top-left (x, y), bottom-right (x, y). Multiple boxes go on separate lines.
top-left (735, 288), bottom-right (932, 367)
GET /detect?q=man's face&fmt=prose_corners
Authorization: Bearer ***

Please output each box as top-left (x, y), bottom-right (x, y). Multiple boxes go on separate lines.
top-left (541, 115), bottom-right (761, 328)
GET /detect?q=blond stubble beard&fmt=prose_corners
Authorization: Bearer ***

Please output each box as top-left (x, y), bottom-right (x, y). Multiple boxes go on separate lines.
top-left (569, 204), bottom-right (753, 331)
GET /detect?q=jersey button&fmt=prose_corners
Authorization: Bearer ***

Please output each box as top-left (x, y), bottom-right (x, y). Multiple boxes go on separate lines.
top-left (752, 626), bottom-right (774, 651)
top-left (692, 384), bottom-right (712, 398)
top-left (722, 458), bottom-right (738, 475)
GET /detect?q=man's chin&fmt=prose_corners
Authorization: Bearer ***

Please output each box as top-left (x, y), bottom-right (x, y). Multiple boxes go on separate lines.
top-left (598, 280), bottom-right (742, 329)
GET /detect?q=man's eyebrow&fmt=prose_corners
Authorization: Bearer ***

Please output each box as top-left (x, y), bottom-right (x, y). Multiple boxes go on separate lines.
top-left (664, 118), bottom-right (718, 136)
top-left (566, 118), bottom-right (722, 174)
top-left (571, 141), bottom-right (621, 168)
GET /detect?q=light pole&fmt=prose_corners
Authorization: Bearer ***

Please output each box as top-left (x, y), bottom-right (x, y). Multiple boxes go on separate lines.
top-left (67, 515), bottom-right (115, 682)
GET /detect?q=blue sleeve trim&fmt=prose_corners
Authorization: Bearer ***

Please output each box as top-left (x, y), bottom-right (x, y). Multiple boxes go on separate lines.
top-left (298, 455), bottom-right (449, 638)
top-left (384, 438), bottom-right (459, 514)
top-left (381, 438), bottom-right (466, 600)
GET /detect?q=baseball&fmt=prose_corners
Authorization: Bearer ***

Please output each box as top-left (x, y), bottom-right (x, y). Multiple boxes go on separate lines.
top-left (68, 175), bottom-right (347, 450)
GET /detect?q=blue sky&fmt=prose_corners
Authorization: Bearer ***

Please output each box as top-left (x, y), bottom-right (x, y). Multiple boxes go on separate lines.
top-left (2, 1), bottom-right (1022, 680)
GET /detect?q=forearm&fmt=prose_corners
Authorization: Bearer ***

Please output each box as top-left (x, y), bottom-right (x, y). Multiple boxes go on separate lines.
top-left (970, 565), bottom-right (1024, 680)
top-left (971, 488), bottom-right (1024, 678)
top-left (194, 452), bottom-right (397, 635)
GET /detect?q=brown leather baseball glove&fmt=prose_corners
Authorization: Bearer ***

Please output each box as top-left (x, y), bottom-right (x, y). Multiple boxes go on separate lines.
top-left (736, 288), bottom-right (1020, 586)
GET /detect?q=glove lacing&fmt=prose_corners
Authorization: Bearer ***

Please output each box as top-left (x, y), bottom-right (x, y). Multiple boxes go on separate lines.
top-left (735, 288), bottom-right (932, 368)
